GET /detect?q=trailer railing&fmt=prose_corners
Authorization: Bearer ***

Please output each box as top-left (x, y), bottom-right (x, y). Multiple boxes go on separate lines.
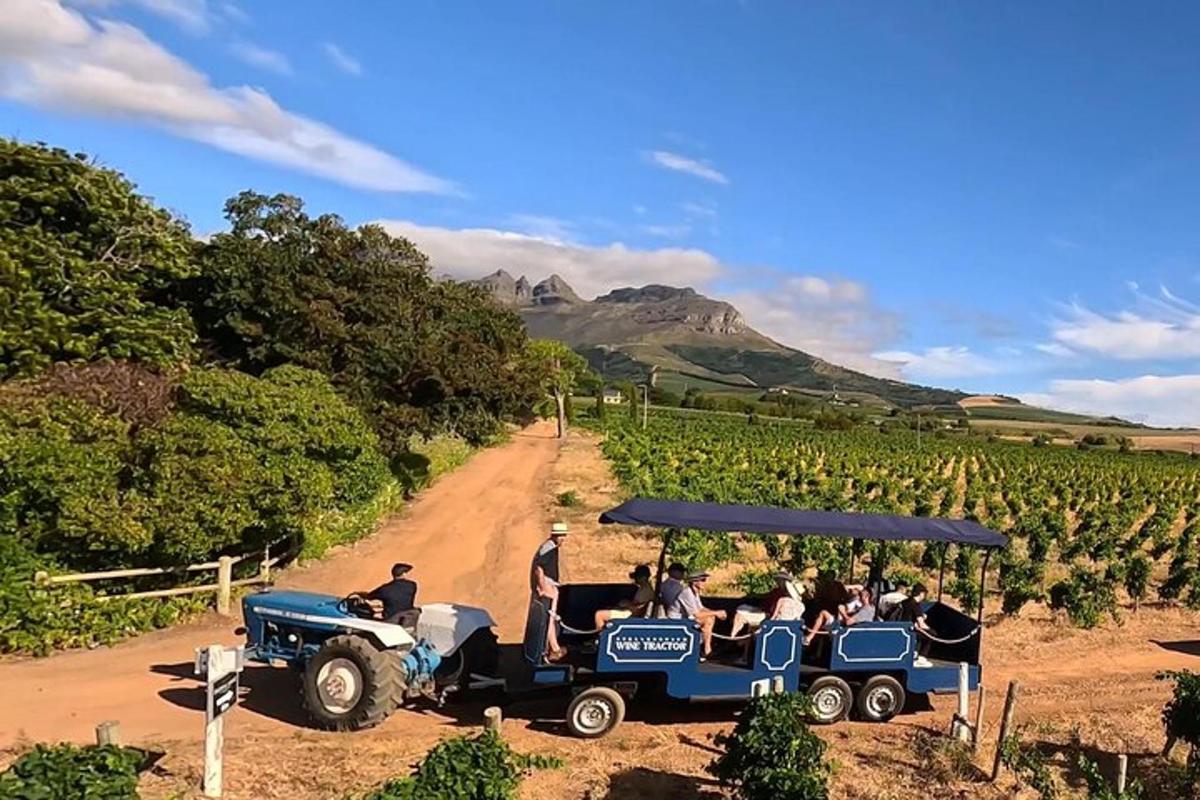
top-left (32, 539), bottom-right (289, 616)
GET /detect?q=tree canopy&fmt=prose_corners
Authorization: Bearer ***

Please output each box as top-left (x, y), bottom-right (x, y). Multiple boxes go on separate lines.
top-left (0, 140), bottom-right (197, 378)
top-left (186, 191), bottom-right (539, 453)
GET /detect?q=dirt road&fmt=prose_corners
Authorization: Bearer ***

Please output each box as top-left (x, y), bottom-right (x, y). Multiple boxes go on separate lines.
top-left (0, 422), bottom-right (561, 748)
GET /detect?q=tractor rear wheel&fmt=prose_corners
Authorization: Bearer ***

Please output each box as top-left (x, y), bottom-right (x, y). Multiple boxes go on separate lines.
top-left (566, 686), bottom-right (626, 738)
top-left (302, 635), bottom-right (402, 731)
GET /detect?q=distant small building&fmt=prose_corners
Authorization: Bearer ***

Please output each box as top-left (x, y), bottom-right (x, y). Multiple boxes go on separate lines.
top-left (602, 389), bottom-right (625, 405)
top-left (767, 386), bottom-right (790, 396)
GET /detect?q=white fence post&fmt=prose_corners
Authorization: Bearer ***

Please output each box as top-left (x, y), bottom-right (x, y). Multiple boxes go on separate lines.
top-left (95, 720), bottom-right (120, 746)
top-left (216, 557), bottom-right (233, 616)
top-left (951, 661), bottom-right (971, 743)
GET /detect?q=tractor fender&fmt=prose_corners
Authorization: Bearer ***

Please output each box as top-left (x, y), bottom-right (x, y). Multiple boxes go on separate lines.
top-left (417, 602), bottom-right (497, 657)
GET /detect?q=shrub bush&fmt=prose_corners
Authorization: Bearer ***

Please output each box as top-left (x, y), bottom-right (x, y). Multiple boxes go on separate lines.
top-left (1048, 566), bottom-right (1118, 629)
top-left (357, 731), bottom-right (560, 800)
top-left (0, 743), bottom-right (146, 799)
top-left (1159, 670), bottom-right (1200, 779)
top-left (709, 693), bottom-right (831, 800)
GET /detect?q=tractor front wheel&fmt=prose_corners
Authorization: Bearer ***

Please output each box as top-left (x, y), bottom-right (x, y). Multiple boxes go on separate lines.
top-left (302, 635), bottom-right (402, 731)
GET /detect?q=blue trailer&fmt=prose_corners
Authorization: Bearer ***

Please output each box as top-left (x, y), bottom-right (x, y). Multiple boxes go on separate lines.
top-left (524, 498), bottom-right (1006, 737)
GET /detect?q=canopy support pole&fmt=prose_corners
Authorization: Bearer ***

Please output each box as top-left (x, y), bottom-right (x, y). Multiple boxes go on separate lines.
top-left (849, 538), bottom-right (860, 581)
top-left (977, 549), bottom-right (991, 624)
top-left (649, 528), bottom-right (675, 618)
top-left (937, 545), bottom-right (948, 602)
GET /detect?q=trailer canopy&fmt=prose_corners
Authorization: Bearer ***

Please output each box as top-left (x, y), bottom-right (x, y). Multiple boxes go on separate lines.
top-left (599, 498), bottom-right (1007, 549)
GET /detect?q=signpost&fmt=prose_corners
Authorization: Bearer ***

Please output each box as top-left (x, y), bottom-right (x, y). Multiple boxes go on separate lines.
top-left (194, 644), bottom-right (245, 798)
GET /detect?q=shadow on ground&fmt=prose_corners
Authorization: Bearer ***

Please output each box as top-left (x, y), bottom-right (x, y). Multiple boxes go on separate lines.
top-left (1152, 639), bottom-right (1200, 657)
top-left (586, 767), bottom-right (723, 799)
top-left (151, 661), bottom-right (310, 727)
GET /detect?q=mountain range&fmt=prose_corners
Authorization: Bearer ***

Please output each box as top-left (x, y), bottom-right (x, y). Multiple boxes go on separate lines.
top-left (473, 270), bottom-right (968, 408)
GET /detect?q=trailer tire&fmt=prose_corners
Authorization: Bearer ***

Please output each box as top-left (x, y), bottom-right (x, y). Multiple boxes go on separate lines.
top-left (806, 676), bottom-right (853, 724)
top-left (302, 635), bottom-right (401, 731)
top-left (856, 675), bottom-right (905, 722)
top-left (566, 686), bottom-right (626, 738)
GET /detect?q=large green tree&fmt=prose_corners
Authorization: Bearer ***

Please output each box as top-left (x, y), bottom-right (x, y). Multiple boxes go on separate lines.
top-left (0, 140), bottom-right (196, 378)
top-left (186, 192), bottom-right (537, 454)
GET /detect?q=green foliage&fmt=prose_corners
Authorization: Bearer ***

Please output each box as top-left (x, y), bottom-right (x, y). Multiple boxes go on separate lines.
top-left (999, 555), bottom-right (1044, 616)
top-left (1000, 731), bottom-right (1058, 800)
top-left (734, 567), bottom-right (779, 596)
top-left (0, 140), bottom-right (196, 378)
top-left (187, 192), bottom-right (536, 454)
top-left (1159, 670), bottom-right (1200, 778)
top-left (0, 743), bottom-right (145, 799)
top-left (1078, 754), bottom-right (1143, 800)
top-left (1123, 554), bottom-right (1152, 608)
top-left (555, 490), bottom-right (581, 508)
top-left (356, 731), bottom-right (560, 800)
top-left (1048, 567), bottom-right (1119, 629)
top-left (709, 693), bottom-right (830, 800)
top-left (670, 530), bottom-right (741, 572)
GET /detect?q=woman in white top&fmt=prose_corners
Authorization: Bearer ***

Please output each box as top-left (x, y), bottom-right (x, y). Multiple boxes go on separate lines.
top-left (594, 564), bottom-right (655, 629)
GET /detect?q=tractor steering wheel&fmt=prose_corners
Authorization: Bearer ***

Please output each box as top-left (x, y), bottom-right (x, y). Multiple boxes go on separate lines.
top-left (340, 593), bottom-right (377, 620)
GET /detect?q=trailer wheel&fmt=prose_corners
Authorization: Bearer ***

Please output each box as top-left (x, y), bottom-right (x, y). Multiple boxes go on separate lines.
top-left (566, 686), bottom-right (626, 738)
top-left (806, 676), bottom-right (853, 724)
top-left (856, 675), bottom-right (905, 723)
top-left (302, 635), bottom-right (401, 731)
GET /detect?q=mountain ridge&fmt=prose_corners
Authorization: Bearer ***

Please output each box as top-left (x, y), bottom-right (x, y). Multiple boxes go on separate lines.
top-left (472, 270), bottom-right (967, 407)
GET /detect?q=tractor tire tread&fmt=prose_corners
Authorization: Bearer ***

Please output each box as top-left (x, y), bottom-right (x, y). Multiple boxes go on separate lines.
top-left (302, 634), bottom-right (403, 731)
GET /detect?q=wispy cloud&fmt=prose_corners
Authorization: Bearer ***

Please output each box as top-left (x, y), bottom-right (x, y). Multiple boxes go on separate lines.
top-left (67, 0), bottom-right (226, 34)
top-left (229, 41), bottom-right (291, 75)
top-left (0, 0), bottom-right (453, 193)
top-left (647, 150), bottom-right (728, 185)
top-left (1046, 286), bottom-right (1200, 360)
top-left (322, 42), bottom-right (362, 76)
top-left (873, 346), bottom-right (997, 380)
top-left (638, 223), bottom-right (692, 239)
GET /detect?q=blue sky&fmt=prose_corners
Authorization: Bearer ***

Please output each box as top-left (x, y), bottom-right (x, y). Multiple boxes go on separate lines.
top-left (3, 1), bottom-right (1200, 425)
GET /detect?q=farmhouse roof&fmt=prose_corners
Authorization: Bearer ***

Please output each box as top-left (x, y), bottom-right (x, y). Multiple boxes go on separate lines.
top-left (599, 498), bottom-right (1007, 549)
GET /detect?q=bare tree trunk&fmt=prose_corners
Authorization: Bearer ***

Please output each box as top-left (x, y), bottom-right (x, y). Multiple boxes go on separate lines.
top-left (554, 390), bottom-right (566, 438)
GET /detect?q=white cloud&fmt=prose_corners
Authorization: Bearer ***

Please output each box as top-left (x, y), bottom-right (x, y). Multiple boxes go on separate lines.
top-left (322, 42), bottom-right (362, 76)
top-left (384, 218), bottom-right (900, 375)
top-left (647, 150), bottom-right (728, 185)
top-left (229, 41), bottom-right (291, 75)
top-left (1035, 342), bottom-right (1073, 357)
top-left (375, 220), bottom-right (723, 300)
top-left (505, 214), bottom-right (575, 242)
top-left (68, 0), bottom-right (217, 34)
top-left (639, 223), bottom-right (692, 239)
top-left (1022, 374), bottom-right (1200, 428)
top-left (873, 346), bottom-right (997, 380)
top-left (0, 0), bottom-right (452, 193)
top-left (1049, 287), bottom-right (1200, 360)
top-left (680, 200), bottom-right (717, 219)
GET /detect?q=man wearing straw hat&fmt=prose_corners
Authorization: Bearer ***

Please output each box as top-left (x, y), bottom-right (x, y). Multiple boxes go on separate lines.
top-left (531, 521), bottom-right (570, 661)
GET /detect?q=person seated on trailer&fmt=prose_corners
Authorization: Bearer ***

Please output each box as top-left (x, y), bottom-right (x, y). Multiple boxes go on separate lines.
top-left (658, 562), bottom-right (689, 617)
top-left (531, 521), bottom-right (570, 662)
top-left (892, 583), bottom-right (937, 665)
top-left (877, 579), bottom-right (910, 619)
top-left (593, 564), bottom-right (655, 629)
top-left (803, 585), bottom-right (874, 645)
top-left (354, 562), bottom-right (418, 626)
top-left (728, 571), bottom-right (794, 639)
top-left (678, 571), bottom-right (727, 660)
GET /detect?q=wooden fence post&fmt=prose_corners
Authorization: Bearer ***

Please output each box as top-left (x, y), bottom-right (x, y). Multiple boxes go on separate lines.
top-left (991, 681), bottom-right (1020, 781)
top-left (483, 706), bottom-right (503, 733)
top-left (951, 662), bottom-right (971, 743)
top-left (1116, 754), bottom-right (1128, 794)
top-left (973, 685), bottom-right (987, 754)
top-left (95, 720), bottom-right (120, 746)
top-left (260, 543), bottom-right (270, 584)
top-left (216, 556), bottom-right (233, 616)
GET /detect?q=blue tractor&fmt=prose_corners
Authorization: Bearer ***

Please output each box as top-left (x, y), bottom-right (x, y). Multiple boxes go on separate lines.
top-left (241, 498), bottom-right (1005, 738)
top-left (240, 591), bottom-right (499, 730)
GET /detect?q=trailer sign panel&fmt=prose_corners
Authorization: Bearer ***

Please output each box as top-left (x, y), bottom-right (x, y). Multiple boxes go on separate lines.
top-left (604, 624), bottom-right (697, 664)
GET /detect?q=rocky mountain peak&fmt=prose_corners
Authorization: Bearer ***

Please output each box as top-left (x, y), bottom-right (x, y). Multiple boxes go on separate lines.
top-left (595, 285), bottom-right (699, 304)
top-left (531, 274), bottom-right (581, 306)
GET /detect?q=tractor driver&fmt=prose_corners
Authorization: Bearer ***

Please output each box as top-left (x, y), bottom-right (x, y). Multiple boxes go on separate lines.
top-left (361, 562), bottom-right (418, 626)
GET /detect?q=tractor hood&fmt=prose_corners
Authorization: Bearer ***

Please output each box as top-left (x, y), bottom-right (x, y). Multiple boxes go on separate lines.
top-left (242, 589), bottom-right (416, 650)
